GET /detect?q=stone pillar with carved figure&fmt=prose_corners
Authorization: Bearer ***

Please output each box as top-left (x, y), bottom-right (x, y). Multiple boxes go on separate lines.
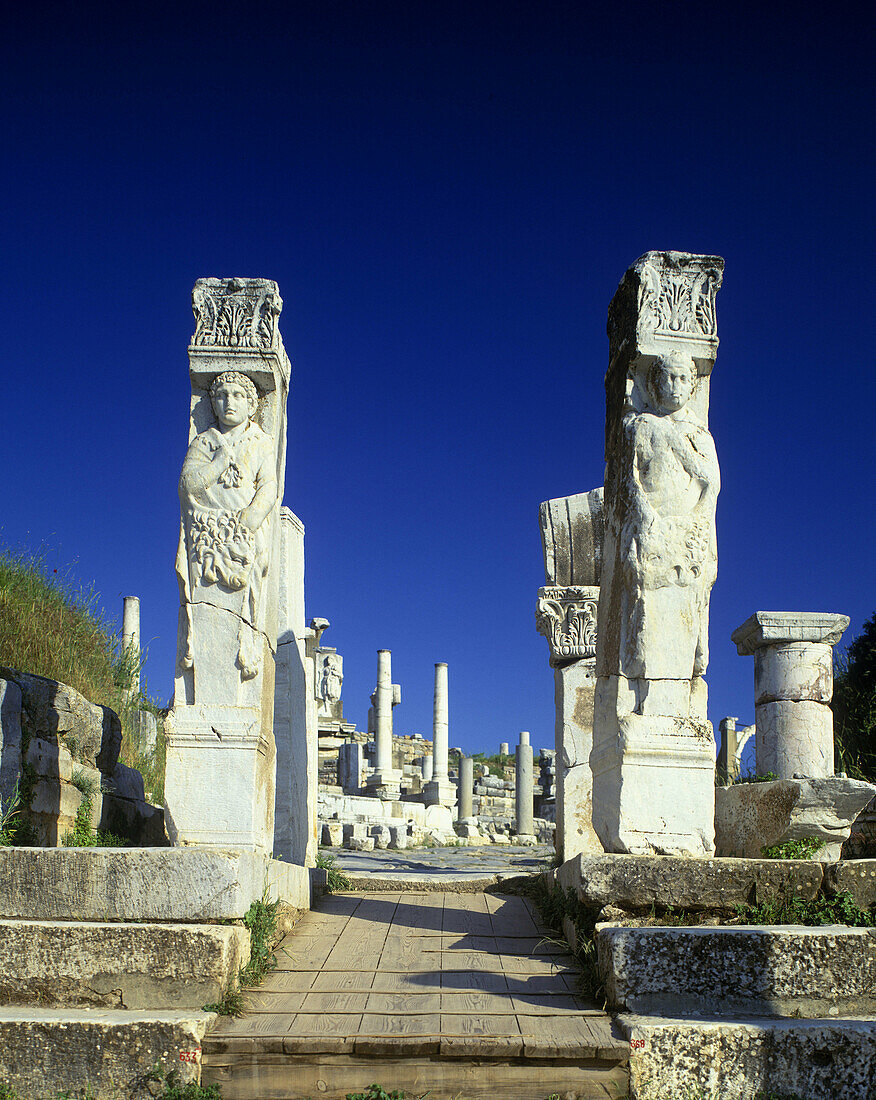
top-left (591, 252), bottom-right (723, 856)
top-left (537, 487), bottom-right (605, 861)
top-left (164, 278), bottom-right (289, 853)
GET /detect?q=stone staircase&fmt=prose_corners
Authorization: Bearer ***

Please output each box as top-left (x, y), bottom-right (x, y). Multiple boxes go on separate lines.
top-left (202, 888), bottom-right (631, 1100)
top-left (599, 923), bottom-right (876, 1099)
top-left (0, 846), bottom-right (309, 1098)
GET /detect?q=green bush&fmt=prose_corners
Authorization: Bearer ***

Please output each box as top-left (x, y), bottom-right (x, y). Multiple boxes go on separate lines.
top-left (833, 612), bottom-right (876, 782)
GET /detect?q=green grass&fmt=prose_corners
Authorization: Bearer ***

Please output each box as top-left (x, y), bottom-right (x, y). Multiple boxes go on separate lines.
top-left (316, 851), bottom-right (352, 892)
top-left (61, 794), bottom-right (129, 848)
top-left (0, 547), bottom-right (167, 804)
top-left (737, 890), bottom-right (873, 927)
top-left (734, 771), bottom-right (779, 783)
top-left (471, 750), bottom-right (513, 777)
top-left (147, 1071), bottom-right (221, 1100)
top-left (761, 837), bottom-right (825, 860)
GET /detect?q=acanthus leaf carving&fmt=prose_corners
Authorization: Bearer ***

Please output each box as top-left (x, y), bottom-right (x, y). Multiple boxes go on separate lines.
top-left (191, 278), bottom-right (282, 351)
top-left (536, 585), bottom-right (599, 665)
top-left (637, 261), bottom-right (720, 340)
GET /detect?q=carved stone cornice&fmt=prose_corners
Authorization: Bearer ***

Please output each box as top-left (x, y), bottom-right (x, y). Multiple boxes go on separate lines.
top-left (536, 585), bottom-right (599, 666)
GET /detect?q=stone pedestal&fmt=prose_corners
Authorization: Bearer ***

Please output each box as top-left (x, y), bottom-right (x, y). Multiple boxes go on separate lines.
top-left (553, 660), bottom-right (603, 858)
top-left (515, 731), bottom-right (535, 839)
top-left (273, 508), bottom-right (316, 866)
top-left (165, 278), bottom-right (290, 855)
top-left (366, 650), bottom-right (401, 798)
top-left (457, 755), bottom-right (474, 823)
top-left (731, 612), bottom-right (849, 779)
top-left (339, 742), bottom-right (365, 793)
top-left (424, 662), bottom-right (456, 807)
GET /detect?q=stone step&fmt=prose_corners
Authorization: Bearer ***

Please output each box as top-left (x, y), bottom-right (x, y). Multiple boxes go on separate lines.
top-left (599, 923), bottom-right (876, 1018)
top-left (620, 1014), bottom-right (876, 1100)
top-left (0, 846), bottom-right (309, 920)
top-left (0, 1007), bottom-right (216, 1099)
top-left (203, 1025), bottom-right (629, 1100)
top-left (0, 920), bottom-right (249, 1010)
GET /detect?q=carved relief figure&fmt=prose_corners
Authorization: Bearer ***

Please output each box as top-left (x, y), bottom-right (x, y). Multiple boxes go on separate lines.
top-left (619, 351), bottom-right (720, 681)
top-left (176, 371), bottom-right (278, 679)
top-left (319, 654), bottom-right (343, 711)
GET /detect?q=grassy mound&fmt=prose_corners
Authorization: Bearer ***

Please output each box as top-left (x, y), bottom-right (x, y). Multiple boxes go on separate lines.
top-left (0, 548), bottom-right (165, 802)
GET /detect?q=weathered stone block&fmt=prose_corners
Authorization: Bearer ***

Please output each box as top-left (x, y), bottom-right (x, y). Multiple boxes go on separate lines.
top-left (825, 859), bottom-right (876, 909)
top-left (567, 853), bottom-right (823, 914)
top-left (715, 777), bottom-right (876, 859)
top-left (0, 1008), bottom-right (214, 1099)
top-left (0, 920), bottom-right (249, 1009)
top-left (0, 848), bottom-right (309, 920)
top-left (600, 924), bottom-right (876, 1017)
top-left (622, 1015), bottom-right (876, 1100)
top-left (369, 824), bottom-right (391, 849)
top-left (0, 678), bottom-right (23, 810)
top-left (321, 822), bottom-right (343, 847)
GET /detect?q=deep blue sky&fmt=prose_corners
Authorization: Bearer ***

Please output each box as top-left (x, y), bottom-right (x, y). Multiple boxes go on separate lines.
top-left (2, 2), bottom-right (873, 762)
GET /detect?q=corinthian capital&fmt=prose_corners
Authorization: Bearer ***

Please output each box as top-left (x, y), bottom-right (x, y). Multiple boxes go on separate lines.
top-left (536, 585), bottom-right (599, 666)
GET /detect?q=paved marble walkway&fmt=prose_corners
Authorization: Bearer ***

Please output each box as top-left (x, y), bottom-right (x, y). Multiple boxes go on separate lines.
top-left (208, 890), bottom-right (624, 1059)
top-left (323, 843), bottom-right (555, 886)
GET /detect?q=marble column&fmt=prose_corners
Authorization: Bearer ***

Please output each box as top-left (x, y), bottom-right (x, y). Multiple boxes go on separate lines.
top-left (422, 754), bottom-right (433, 782)
top-left (366, 649), bottom-right (401, 798)
top-left (515, 731), bottom-right (535, 838)
top-left (717, 716), bottom-right (754, 784)
top-left (424, 663), bottom-right (456, 806)
top-left (500, 742), bottom-right (510, 756)
top-left (731, 612), bottom-right (849, 779)
top-left (458, 756), bottom-right (474, 823)
top-left (122, 596), bottom-right (141, 697)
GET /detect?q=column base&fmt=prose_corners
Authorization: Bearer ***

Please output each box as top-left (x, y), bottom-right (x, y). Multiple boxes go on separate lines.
top-left (365, 771), bottom-right (402, 800)
top-left (423, 778), bottom-right (457, 807)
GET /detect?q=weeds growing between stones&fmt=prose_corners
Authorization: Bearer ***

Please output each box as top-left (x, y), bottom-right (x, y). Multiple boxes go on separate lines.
top-left (205, 887), bottom-right (281, 1017)
top-left (316, 850), bottom-right (352, 892)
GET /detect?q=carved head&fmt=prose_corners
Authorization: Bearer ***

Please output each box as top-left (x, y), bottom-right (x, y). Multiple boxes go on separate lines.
top-left (209, 371), bottom-right (259, 428)
top-left (647, 351), bottom-right (696, 414)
